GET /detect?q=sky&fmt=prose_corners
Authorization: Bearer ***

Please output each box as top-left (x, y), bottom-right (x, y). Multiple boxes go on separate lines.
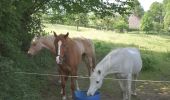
top-left (106, 0), bottom-right (163, 11)
top-left (138, 0), bottom-right (163, 11)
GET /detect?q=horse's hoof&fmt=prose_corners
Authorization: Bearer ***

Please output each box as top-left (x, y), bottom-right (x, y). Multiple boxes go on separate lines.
top-left (62, 96), bottom-right (67, 100)
top-left (58, 80), bottom-right (62, 84)
top-left (60, 89), bottom-right (63, 95)
top-left (68, 94), bottom-right (73, 99)
top-left (131, 92), bottom-right (137, 96)
top-left (77, 87), bottom-right (80, 91)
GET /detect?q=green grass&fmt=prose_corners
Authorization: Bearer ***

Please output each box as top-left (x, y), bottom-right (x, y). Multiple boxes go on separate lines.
top-left (45, 24), bottom-right (170, 53)
top-left (43, 24), bottom-right (170, 99)
top-left (1, 24), bottom-right (170, 100)
top-left (44, 24), bottom-right (170, 78)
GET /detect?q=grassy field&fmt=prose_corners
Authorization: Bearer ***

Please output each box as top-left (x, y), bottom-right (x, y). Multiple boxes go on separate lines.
top-left (43, 24), bottom-right (170, 100)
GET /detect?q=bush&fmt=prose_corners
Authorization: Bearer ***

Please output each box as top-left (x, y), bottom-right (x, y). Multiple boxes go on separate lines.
top-left (164, 11), bottom-right (170, 32)
top-left (141, 54), bottom-right (156, 71)
top-left (114, 19), bottom-right (128, 33)
top-left (140, 12), bottom-right (153, 33)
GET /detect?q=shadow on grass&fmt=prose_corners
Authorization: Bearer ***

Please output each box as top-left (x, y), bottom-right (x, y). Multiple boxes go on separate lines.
top-left (93, 39), bottom-right (170, 74)
top-left (1, 39), bottom-right (170, 100)
top-left (37, 36), bottom-right (170, 100)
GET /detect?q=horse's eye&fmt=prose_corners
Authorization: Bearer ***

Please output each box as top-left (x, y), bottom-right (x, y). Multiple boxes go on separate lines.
top-left (96, 81), bottom-right (99, 84)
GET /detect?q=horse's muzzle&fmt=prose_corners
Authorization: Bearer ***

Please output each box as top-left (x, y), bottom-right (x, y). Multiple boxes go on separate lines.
top-left (27, 51), bottom-right (33, 57)
top-left (56, 56), bottom-right (63, 64)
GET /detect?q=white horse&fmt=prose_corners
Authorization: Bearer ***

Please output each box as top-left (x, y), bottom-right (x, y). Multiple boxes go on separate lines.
top-left (87, 47), bottom-right (142, 100)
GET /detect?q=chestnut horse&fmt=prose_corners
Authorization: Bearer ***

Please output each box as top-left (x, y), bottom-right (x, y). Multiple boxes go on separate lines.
top-left (53, 32), bottom-right (96, 99)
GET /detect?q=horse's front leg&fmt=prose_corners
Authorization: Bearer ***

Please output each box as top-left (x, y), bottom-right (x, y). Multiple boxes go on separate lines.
top-left (117, 73), bottom-right (132, 100)
top-left (60, 73), bottom-right (68, 100)
top-left (70, 69), bottom-right (78, 99)
top-left (58, 67), bottom-right (62, 84)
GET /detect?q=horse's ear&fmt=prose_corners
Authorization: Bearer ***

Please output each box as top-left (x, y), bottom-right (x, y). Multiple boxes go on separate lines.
top-left (98, 70), bottom-right (101, 75)
top-left (64, 32), bottom-right (69, 39)
top-left (53, 31), bottom-right (57, 37)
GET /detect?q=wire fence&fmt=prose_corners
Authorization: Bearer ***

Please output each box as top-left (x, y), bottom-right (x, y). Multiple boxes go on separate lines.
top-left (1, 71), bottom-right (170, 100)
top-left (6, 71), bottom-right (170, 83)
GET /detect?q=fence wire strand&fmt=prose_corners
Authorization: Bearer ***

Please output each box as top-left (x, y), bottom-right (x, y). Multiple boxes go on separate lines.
top-left (8, 71), bottom-right (170, 83)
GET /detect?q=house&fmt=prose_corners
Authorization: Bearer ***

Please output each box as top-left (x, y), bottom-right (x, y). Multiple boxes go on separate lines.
top-left (128, 14), bottom-right (141, 30)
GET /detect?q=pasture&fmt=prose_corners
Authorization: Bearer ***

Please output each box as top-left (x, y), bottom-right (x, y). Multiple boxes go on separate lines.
top-left (40, 24), bottom-right (170, 100)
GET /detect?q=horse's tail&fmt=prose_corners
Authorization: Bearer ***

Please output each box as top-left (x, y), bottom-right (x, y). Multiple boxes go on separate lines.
top-left (90, 40), bottom-right (96, 71)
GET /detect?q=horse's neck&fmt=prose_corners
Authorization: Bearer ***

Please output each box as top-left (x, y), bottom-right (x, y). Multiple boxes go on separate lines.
top-left (41, 36), bottom-right (55, 54)
top-left (66, 38), bottom-right (77, 51)
top-left (97, 53), bottom-right (119, 77)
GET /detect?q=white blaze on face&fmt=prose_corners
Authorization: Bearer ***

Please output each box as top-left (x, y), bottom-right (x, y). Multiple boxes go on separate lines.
top-left (56, 40), bottom-right (62, 64)
top-left (87, 70), bottom-right (104, 96)
top-left (87, 74), bottom-right (99, 96)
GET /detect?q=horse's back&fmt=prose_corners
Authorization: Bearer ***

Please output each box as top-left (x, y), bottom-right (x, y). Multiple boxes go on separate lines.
top-left (111, 48), bottom-right (142, 74)
top-left (73, 38), bottom-right (95, 55)
top-left (121, 48), bottom-right (142, 74)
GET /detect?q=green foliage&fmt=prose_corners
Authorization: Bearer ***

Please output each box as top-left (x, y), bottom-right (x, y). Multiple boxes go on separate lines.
top-left (153, 22), bottom-right (163, 33)
top-left (141, 54), bottom-right (156, 71)
top-left (45, 0), bottom-right (134, 30)
top-left (163, 0), bottom-right (170, 11)
top-left (0, 0), bottom-right (141, 99)
top-left (149, 2), bottom-right (163, 23)
top-left (141, 0), bottom-right (170, 33)
top-left (164, 11), bottom-right (170, 31)
top-left (114, 17), bottom-right (128, 33)
top-left (0, 50), bottom-right (56, 100)
top-left (94, 40), bottom-right (114, 60)
top-left (140, 12), bottom-right (153, 33)
top-left (133, 0), bottom-right (144, 17)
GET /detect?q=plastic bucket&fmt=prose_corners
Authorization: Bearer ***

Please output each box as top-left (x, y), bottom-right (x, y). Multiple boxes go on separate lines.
top-left (74, 90), bottom-right (100, 100)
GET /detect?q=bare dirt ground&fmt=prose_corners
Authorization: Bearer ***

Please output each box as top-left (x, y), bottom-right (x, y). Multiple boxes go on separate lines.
top-left (41, 64), bottom-right (170, 100)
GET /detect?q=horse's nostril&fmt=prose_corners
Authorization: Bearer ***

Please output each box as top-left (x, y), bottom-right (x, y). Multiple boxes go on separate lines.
top-left (89, 94), bottom-right (92, 96)
top-left (96, 81), bottom-right (99, 84)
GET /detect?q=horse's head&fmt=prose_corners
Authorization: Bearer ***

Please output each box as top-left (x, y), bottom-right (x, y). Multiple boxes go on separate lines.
top-left (87, 69), bottom-right (103, 96)
top-left (27, 36), bottom-right (43, 56)
top-left (53, 32), bottom-right (69, 65)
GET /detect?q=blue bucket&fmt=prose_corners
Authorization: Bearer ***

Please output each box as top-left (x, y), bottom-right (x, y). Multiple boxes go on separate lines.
top-left (74, 90), bottom-right (100, 100)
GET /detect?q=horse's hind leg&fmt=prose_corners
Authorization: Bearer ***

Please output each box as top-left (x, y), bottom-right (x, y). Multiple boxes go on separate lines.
top-left (132, 74), bottom-right (138, 96)
top-left (82, 55), bottom-right (91, 76)
top-left (117, 74), bottom-right (132, 100)
top-left (86, 55), bottom-right (96, 75)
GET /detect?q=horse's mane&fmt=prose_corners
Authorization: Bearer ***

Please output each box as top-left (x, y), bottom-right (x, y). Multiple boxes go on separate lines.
top-left (31, 35), bottom-right (55, 43)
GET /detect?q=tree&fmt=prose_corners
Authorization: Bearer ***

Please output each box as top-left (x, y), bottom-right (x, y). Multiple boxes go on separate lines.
top-left (114, 17), bottom-right (128, 32)
top-left (164, 11), bottom-right (170, 31)
top-left (102, 16), bottom-right (115, 30)
top-left (163, 0), bottom-right (170, 11)
top-left (163, 0), bottom-right (170, 31)
top-left (133, 0), bottom-right (144, 18)
top-left (150, 2), bottom-right (163, 23)
top-left (140, 11), bottom-right (153, 33)
top-left (75, 13), bottom-right (88, 30)
top-left (0, 0), bottom-right (138, 99)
